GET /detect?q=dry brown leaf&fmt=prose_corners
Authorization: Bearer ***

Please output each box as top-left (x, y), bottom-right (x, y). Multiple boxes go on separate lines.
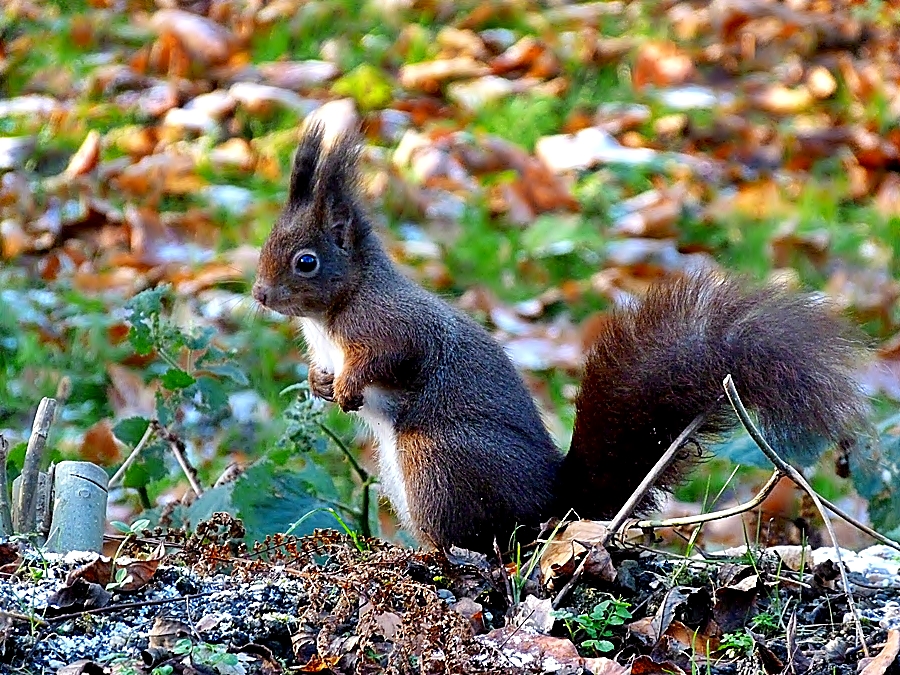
top-left (79, 419), bottom-right (121, 466)
top-left (633, 41), bottom-right (694, 90)
top-left (64, 130), bottom-right (101, 177)
top-left (860, 629), bottom-right (900, 675)
top-left (399, 57), bottom-right (491, 93)
top-left (491, 36), bottom-right (560, 79)
top-left (150, 9), bottom-right (236, 66)
top-left (539, 520), bottom-right (614, 585)
top-left (148, 617), bottom-right (192, 650)
top-left (630, 654), bottom-right (687, 675)
top-left (116, 542), bottom-right (166, 592)
top-left (67, 556), bottom-right (114, 586)
top-left (114, 153), bottom-right (205, 196)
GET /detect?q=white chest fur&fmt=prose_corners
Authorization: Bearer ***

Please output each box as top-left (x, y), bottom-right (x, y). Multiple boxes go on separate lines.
top-left (299, 318), bottom-right (411, 528)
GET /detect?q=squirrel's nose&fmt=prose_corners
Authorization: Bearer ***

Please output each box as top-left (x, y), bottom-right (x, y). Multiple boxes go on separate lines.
top-left (252, 283), bottom-right (270, 306)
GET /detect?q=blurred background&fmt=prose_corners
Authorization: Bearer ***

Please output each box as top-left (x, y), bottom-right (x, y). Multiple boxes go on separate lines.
top-left (1, 0), bottom-right (899, 551)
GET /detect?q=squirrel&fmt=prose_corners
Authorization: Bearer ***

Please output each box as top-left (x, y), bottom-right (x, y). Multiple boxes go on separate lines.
top-left (252, 125), bottom-right (871, 553)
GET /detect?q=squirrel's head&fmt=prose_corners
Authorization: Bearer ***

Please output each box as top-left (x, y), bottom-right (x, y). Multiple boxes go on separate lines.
top-left (253, 124), bottom-right (371, 317)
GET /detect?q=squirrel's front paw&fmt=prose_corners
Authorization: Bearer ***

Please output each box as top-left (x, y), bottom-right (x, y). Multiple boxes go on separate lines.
top-left (309, 367), bottom-right (335, 401)
top-left (336, 390), bottom-right (365, 412)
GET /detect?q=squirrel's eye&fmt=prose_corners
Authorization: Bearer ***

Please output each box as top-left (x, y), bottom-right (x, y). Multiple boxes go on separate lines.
top-left (292, 251), bottom-right (319, 277)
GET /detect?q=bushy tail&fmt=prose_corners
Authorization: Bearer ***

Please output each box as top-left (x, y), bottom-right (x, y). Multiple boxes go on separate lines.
top-left (557, 270), bottom-right (872, 519)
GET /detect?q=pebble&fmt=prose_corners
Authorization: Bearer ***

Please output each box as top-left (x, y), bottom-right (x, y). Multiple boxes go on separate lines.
top-left (437, 589), bottom-right (456, 603)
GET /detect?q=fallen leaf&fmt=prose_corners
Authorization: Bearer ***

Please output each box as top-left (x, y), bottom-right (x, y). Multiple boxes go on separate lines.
top-left (150, 9), bottom-right (236, 66)
top-left (46, 578), bottom-right (112, 618)
top-left (79, 420), bottom-right (121, 466)
top-left (539, 520), bottom-right (613, 585)
top-left (64, 131), bottom-right (101, 177)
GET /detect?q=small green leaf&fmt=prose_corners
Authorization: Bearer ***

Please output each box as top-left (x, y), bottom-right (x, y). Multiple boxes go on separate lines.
top-left (113, 417), bottom-right (150, 447)
top-left (173, 638), bottom-right (193, 655)
top-left (161, 368), bottom-right (195, 390)
top-left (184, 326), bottom-right (215, 351)
top-left (110, 521), bottom-right (132, 533)
top-left (583, 639), bottom-right (614, 653)
top-left (155, 391), bottom-right (174, 427)
top-left (131, 518), bottom-right (151, 532)
top-left (196, 376), bottom-right (228, 411)
top-left (203, 362), bottom-right (249, 386)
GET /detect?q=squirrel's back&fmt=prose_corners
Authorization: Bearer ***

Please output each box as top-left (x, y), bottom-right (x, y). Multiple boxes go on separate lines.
top-left (557, 270), bottom-right (871, 520)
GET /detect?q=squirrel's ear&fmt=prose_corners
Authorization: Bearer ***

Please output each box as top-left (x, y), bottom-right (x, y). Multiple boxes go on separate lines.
top-left (328, 192), bottom-right (364, 251)
top-left (316, 130), bottom-right (367, 250)
top-left (288, 123), bottom-right (325, 205)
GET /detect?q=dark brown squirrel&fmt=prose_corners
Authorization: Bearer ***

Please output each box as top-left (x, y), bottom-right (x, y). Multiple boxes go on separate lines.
top-left (252, 125), bottom-right (871, 552)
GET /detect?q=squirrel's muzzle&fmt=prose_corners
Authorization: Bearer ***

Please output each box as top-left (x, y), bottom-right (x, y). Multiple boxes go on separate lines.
top-left (251, 282), bottom-right (272, 307)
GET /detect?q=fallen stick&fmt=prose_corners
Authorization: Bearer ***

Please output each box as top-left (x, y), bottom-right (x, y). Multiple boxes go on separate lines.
top-left (552, 412), bottom-right (707, 609)
top-left (108, 421), bottom-right (156, 489)
top-left (635, 469), bottom-right (782, 531)
top-left (153, 421), bottom-right (204, 497)
top-left (723, 374), bottom-right (869, 658)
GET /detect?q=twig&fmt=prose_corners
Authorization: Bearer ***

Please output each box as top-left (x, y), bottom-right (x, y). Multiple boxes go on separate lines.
top-left (494, 537), bottom-right (514, 608)
top-left (0, 609), bottom-right (48, 626)
top-left (723, 374), bottom-right (869, 658)
top-left (634, 467), bottom-right (900, 553)
top-left (108, 422), bottom-right (156, 489)
top-left (636, 470), bottom-right (783, 530)
top-left (552, 412), bottom-right (707, 609)
top-left (153, 421), bottom-right (204, 497)
top-left (44, 591), bottom-right (215, 623)
top-left (0, 434), bottom-right (13, 535)
top-left (602, 411), bottom-right (709, 548)
top-left (14, 397), bottom-right (57, 534)
top-left (317, 422), bottom-right (369, 484)
top-left (816, 493), bottom-right (900, 553)
top-left (359, 477), bottom-right (373, 539)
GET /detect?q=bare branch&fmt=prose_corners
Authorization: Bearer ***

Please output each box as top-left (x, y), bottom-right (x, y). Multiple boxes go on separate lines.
top-left (723, 374), bottom-right (869, 658)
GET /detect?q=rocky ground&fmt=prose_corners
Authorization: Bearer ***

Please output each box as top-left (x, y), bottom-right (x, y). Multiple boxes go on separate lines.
top-left (3, 515), bottom-right (900, 674)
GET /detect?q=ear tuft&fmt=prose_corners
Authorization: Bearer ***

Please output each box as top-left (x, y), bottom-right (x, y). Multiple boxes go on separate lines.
top-left (288, 123), bottom-right (326, 205)
top-left (316, 130), bottom-right (363, 199)
top-left (315, 129), bottom-right (370, 249)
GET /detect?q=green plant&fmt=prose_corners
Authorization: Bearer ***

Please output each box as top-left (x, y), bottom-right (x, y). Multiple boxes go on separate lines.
top-left (718, 630), bottom-right (754, 659)
top-left (106, 518), bottom-right (151, 590)
top-left (125, 285), bottom-right (248, 426)
top-left (553, 596), bottom-right (632, 654)
top-left (508, 516), bottom-right (568, 605)
top-left (173, 639), bottom-right (246, 675)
